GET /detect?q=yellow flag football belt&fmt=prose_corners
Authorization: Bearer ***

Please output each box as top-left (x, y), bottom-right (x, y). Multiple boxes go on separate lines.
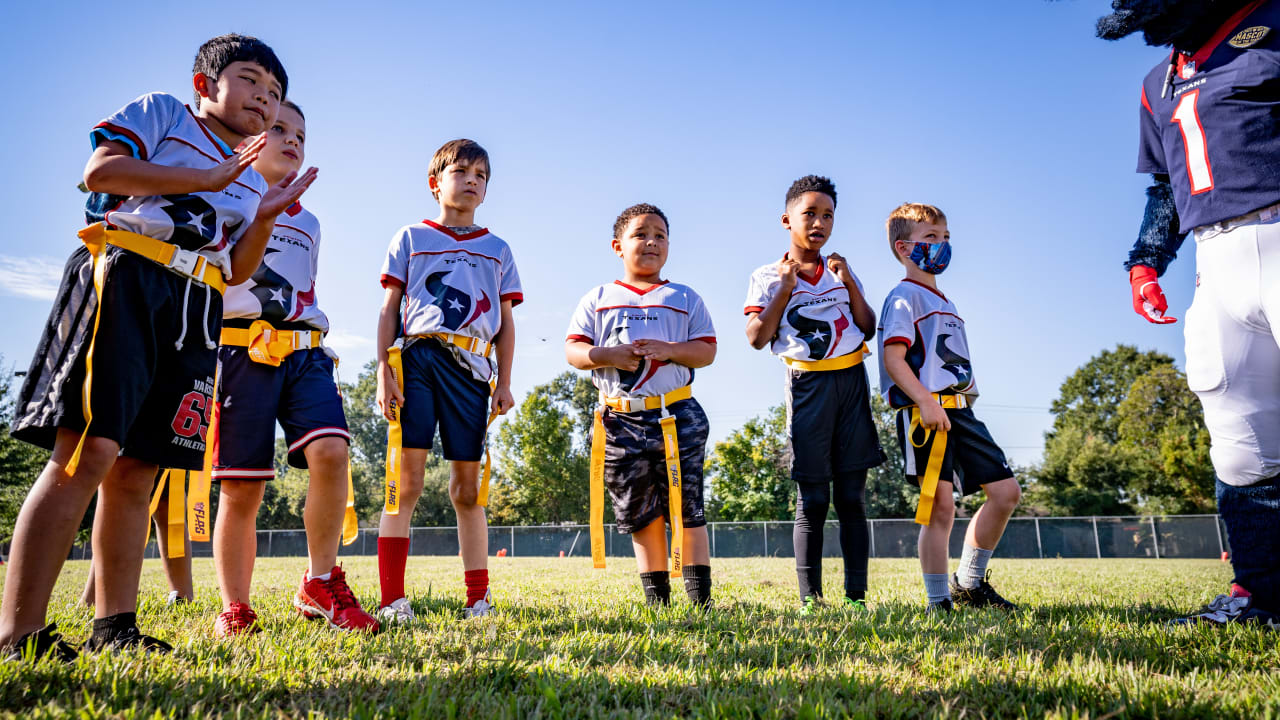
top-left (64, 223), bottom-right (227, 476)
top-left (782, 343), bottom-right (869, 372)
top-left (590, 385), bottom-right (692, 577)
top-left (384, 341), bottom-right (499, 516)
top-left (910, 393), bottom-right (970, 526)
top-left (221, 321), bottom-right (325, 367)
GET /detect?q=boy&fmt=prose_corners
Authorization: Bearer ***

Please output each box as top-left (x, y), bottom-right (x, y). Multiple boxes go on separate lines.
top-left (375, 139), bottom-right (520, 622)
top-left (212, 100), bottom-right (377, 636)
top-left (1, 34), bottom-right (314, 660)
top-left (744, 175), bottom-right (883, 613)
top-left (566, 204), bottom-right (716, 607)
top-left (877, 202), bottom-right (1021, 613)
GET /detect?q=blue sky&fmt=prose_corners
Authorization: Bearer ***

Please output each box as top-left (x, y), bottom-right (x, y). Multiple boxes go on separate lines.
top-left (0, 1), bottom-right (1190, 466)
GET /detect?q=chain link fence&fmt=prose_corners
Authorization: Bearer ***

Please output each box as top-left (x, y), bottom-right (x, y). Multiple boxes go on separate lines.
top-left (45, 515), bottom-right (1231, 561)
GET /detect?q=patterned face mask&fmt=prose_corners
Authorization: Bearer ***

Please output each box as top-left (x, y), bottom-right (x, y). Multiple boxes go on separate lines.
top-left (908, 240), bottom-right (952, 274)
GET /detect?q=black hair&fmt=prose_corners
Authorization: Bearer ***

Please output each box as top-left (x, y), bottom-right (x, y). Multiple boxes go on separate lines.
top-left (786, 175), bottom-right (837, 208)
top-left (613, 203), bottom-right (669, 239)
top-left (192, 34), bottom-right (288, 107)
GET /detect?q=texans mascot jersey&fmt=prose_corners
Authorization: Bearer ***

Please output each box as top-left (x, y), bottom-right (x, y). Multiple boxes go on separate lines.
top-left (743, 255), bottom-right (867, 362)
top-left (567, 281), bottom-right (716, 399)
top-left (1137, 0), bottom-right (1280, 229)
top-left (380, 220), bottom-right (523, 383)
top-left (87, 92), bottom-right (268, 278)
top-left (223, 203), bottom-right (328, 330)
top-left (877, 279), bottom-right (977, 409)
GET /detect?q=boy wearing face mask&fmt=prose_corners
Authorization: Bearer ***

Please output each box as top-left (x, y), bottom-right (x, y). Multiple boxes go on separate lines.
top-left (878, 202), bottom-right (1021, 614)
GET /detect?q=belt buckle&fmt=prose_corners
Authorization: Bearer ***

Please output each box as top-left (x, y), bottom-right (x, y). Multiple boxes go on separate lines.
top-left (167, 248), bottom-right (201, 279)
top-left (618, 397), bottom-right (634, 413)
top-left (295, 332), bottom-right (312, 350)
top-left (465, 336), bottom-right (479, 353)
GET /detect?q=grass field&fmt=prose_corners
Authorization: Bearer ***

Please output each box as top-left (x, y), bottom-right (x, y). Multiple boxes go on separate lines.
top-left (1, 557), bottom-right (1277, 719)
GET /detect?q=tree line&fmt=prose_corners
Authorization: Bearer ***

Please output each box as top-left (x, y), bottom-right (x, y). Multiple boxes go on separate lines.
top-left (0, 343), bottom-right (1216, 540)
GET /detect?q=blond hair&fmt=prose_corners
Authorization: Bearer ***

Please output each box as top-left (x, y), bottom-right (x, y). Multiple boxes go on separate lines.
top-left (886, 202), bottom-right (947, 262)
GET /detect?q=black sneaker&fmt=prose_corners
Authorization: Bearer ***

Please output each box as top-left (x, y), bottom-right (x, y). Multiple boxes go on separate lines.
top-left (926, 598), bottom-right (953, 614)
top-left (4, 623), bottom-right (79, 663)
top-left (951, 571), bottom-right (1017, 610)
top-left (83, 624), bottom-right (172, 653)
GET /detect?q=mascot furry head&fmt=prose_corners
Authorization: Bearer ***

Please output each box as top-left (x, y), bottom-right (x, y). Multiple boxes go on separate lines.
top-left (1097, 0), bottom-right (1255, 48)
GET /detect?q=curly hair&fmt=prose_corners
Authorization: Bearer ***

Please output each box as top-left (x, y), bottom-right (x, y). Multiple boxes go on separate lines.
top-left (785, 175), bottom-right (837, 208)
top-left (613, 203), bottom-right (669, 239)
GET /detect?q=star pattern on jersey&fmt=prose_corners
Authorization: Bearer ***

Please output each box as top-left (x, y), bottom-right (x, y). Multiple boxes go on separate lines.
top-left (247, 248), bottom-right (294, 323)
top-left (936, 333), bottom-right (973, 389)
top-left (269, 289), bottom-right (286, 305)
top-left (161, 194), bottom-right (217, 250)
top-left (424, 271), bottom-right (474, 330)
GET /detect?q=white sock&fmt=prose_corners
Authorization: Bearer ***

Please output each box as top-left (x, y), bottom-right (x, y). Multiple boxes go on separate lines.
top-left (956, 545), bottom-right (993, 589)
top-left (923, 573), bottom-right (951, 604)
top-left (308, 571), bottom-right (332, 582)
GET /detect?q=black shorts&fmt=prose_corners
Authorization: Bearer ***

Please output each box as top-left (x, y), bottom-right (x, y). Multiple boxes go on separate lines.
top-left (786, 362), bottom-right (885, 484)
top-left (598, 397), bottom-right (709, 535)
top-left (400, 338), bottom-right (490, 461)
top-left (13, 246), bottom-right (221, 470)
top-left (211, 340), bottom-right (350, 480)
top-left (895, 405), bottom-right (1012, 496)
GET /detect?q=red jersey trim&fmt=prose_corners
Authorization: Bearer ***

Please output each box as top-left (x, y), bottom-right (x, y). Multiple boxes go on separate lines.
top-left (423, 218), bottom-right (490, 241)
top-left (595, 303), bottom-right (688, 315)
top-left (1191, 0), bottom-right (1267, 65)
top-left (93, 122), bottom-right (149, 160)
top-left (789, 286), bottom-right (844, 300)
top-left (1140, 85), bottom-right (1153, 115)
top-left (743, 305), bottom-right (765, 315)
top-left (409, 247), bottom-right (502, 264)
top-left (903, 278), bottom-right (947, 301)
top-left (380, 274), bottom-right (406, 289)
top-left (613, 280), bottom-right (669, 295)
top-left (566, 334), bottom-right (594, 344)
top-left (693, 336), bottom-right (717, 344)
top-left (500, 292), bottom-right (524, 306)
top-left (276, 222), bottom-right (315, 244)
top-left (884, 336), bottom-right (912, 347)
top-left (285, 202), bottom-right (303, 217)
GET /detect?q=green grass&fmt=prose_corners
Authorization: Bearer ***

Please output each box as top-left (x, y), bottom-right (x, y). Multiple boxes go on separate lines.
top-left (1, 557), bottom-right (1277, 719)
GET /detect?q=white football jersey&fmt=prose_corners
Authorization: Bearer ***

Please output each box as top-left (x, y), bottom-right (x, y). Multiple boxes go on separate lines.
top-left (380, 220), bottom-right (523, 383)
top-left (222, 203), bottom-right (329, 331)
top-left (743, 254), bottom-right (868, 362)
top-left (877, 279), bottom-right (978, 408)
top-left (87, 92), bottom-right (268, 280)
top-left (567, 281), bottom-right (716, 399)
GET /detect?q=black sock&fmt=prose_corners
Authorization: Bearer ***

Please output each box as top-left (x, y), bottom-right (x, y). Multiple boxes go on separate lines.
top-left (683, 565), bottom-right (712, 607)
top-left (640, 571), bottom-right (671, 606)
top-left (91, 612), bottom-right (136, 641)
top-left (833, 470), bottom-right (870, 601)
top-left (794, 481), bottom-right (830, 601)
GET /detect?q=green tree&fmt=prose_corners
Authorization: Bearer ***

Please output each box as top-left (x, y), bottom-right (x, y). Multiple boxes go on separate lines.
top-left (1116, 364), bottom-right (1215, 514)
top-left (490, 371), bottom-right (596, 525)
top-left (706, 405), bottom-right (792, 521)
top-left (0, 358), bottom-right (52, 541)
top-left (865, 393), bottom-right (916, 518)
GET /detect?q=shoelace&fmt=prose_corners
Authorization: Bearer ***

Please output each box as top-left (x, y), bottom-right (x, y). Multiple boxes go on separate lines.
top-left (225, 603), bottom-right (258, 629)
top-left (326, 569), bottom-right (358, 609)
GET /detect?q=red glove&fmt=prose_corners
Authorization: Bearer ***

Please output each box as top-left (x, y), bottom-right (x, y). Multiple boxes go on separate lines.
top-left (1129, 265), bottom-right (1177, 324)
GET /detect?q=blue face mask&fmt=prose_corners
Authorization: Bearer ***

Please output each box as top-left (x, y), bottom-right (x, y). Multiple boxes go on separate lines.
top-left (908, 240), bottom-right (951, 274)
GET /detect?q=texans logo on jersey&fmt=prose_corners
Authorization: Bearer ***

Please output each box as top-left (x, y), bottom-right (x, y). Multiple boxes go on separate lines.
top-left (936, 333), bottom-right (973, 389)
top-left (608, 324), bottom-right (667, 393)
top-left (425, 271), bottom-right (490, 331)
top-left (787, 304), bottom-right (849, 360)
top-left (248, 248), bottom-right (292, 323)
top-left (161, 194), bottom-right (217, 250)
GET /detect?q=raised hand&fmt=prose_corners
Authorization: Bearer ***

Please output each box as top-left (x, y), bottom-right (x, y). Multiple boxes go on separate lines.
top-left (827, 252), bottom-right (854, 284)
top-left (1129, 265), bottom-right (1177, 324)
top-left (777, 257), bottom-right (800, 290)
top-left (256, 166), bottom-right (318, 220)
top-left (205, 134), bottom-right (266, 192)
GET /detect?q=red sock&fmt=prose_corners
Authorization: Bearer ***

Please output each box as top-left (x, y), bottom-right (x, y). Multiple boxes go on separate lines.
top-left (378, 537), bottom-right (410, 608)
top-left (464, 569), bottom-right (489, 607)
top-left (1231, 583), bottom-right (1252, 598)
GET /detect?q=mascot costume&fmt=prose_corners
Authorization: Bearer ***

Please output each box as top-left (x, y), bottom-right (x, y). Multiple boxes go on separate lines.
top-left (1100, 0), bottom-right (1280, 627)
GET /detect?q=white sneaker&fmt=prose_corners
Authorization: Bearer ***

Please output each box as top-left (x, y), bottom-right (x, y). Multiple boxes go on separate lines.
top-left (464, 589), bottom-right (494, 618)
top-left (377, 597), bottom-right (415, 625)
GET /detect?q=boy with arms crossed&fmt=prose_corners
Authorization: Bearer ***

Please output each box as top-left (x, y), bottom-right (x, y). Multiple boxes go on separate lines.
top-left (212, 100), bottom-right (378, 635)
top-left (375, 139), bottom-right (520, 622)
top-left (744, 176), bottom-right (883, 613)
top-left (567, 204), bottom-right (716, 607)
top-left (2, 34), bottom-right (314, 659)
top-left (877, 203), bottom-right (1020, 613)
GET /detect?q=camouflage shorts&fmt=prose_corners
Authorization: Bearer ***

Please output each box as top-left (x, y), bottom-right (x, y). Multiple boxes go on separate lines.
top-left (599, 397), bottom-right (709, 534)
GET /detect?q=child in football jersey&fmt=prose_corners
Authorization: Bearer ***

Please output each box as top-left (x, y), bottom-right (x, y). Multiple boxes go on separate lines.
top-left (566, 204), bottom-right (716, 607)
top-left (1, 34), bottom-right (315, 661)
top-left (375, 139), bottom-right (520, 622)
top-left (744, 175), bottom-right (883, 614)
top-left (877, 202), bottom-right (1021, 613)
top-left (211, 100), bottom-right (377, 636)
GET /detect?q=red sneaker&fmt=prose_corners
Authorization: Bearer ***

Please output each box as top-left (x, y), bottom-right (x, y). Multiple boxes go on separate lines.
top-left (294, 565), bottom-right (380, 633)
top-left (214, 602), bottom-right (262, 637)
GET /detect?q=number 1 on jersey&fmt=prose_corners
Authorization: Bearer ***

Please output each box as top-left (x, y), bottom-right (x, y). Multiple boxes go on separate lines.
top-left (1172, 89), bottom-right (1215, 194)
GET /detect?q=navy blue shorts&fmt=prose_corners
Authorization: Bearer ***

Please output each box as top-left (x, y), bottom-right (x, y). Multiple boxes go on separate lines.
top-left (786, 362), bottom-right (886, 484)
top-left (895, 405), bottom-right (1011, 496)
top-left (400, 338), bottom-right (490, 461)
top-left (598, 397), bottom-right (709, 535)
top-left (212, 342), bottom-right (349, 480)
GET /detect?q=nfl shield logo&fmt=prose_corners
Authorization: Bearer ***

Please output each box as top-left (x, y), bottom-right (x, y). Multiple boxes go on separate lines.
top-left (1180, 61), bottom-right (1196, 79)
